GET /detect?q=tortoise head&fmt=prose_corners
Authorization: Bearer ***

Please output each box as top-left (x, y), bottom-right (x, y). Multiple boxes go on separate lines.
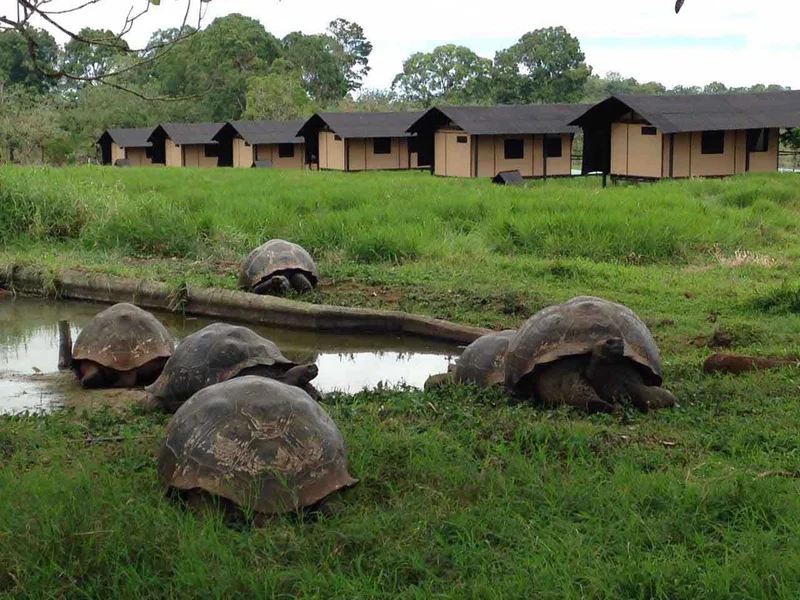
top-left (592, 337), bottom-right (626, 362)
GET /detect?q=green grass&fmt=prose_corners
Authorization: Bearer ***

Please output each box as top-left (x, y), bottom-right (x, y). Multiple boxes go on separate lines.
top-left (2, 166), bottom-right (800, 597)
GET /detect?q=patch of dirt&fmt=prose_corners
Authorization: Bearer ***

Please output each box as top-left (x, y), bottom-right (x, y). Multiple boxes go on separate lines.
top-left (321, 278), bottom-right (404, 303)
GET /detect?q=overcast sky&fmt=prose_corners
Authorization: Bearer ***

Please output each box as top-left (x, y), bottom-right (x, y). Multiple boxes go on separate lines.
top-left (15, 0), bottom-right (800, 91)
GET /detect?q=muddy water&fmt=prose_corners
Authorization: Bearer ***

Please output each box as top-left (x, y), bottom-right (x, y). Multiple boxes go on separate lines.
top-left (0, 297), bottom-right (461, 414)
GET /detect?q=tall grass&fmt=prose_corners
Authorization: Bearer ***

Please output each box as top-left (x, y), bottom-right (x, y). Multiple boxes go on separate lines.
top-left (2, 166), bottom-right (799, 265)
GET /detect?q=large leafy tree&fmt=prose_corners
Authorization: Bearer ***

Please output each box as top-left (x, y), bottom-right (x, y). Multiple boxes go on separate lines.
top-left (62, 28), bottom-right (130, 90)
top-left (0, 82), bottom-right (61, 163)
top-left (282, 32), bottom-right (348, 105)
top-left (391, 44), bottom-right (493, 106)
top-left (582, 72), bottom-right (667, 101)
top-left (327, 18), bottom-right (373, 92)
top-left (493, 27), bottom-right (591, 104)
top-left (0, 27), bottom-right (58, 91)
top-left (243, 59), bottom-right (315, 120)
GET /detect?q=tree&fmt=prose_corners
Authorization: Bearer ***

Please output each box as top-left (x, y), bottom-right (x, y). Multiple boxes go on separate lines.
top-left (283, 32), bottom-right (348, 104)
top-left (493, 27), bottom-right (591, 104)
top-left (582, 72), bottom-right (666, 102)
top-left (391, 44), bottom-right (493, 106)
top-left (0, 82), bottom-right (60, 163)
top-left (0, 27), bottom-right (58, 91)
top-left (332, 88), bottom-right (423, 112)
top-left (327, 18), bottom-right (373, 92)
top-left (62, 28), bottom-right (130, 90)
top-left (243, 59), bottom-right (315, 120)
top-left (0, 1), bottom-right (211, 96)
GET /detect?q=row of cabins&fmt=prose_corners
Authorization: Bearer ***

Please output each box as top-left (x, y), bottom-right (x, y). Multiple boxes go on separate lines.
top-left (98, 90), bottom-right (800, 180)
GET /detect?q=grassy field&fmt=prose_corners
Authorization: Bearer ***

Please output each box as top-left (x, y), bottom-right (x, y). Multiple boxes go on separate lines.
top-left (1, 165), bottom-right (800, 597)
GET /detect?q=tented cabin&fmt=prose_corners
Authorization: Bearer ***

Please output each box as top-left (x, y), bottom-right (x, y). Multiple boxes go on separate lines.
top-left (297, 111), bottom-right (426, 171)
top-left (407, 104), bottom-right (589, 179)
top-left (572, 92), bottom-right (800, 179)
top-left (97, 127), bottom-right (154, 166)
top-left (214, 120), bottom-right (306, 168)
top-left (147, 123), bottom-right (225, 167)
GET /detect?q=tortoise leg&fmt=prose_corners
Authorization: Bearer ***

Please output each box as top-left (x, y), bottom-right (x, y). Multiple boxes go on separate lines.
top-left (533, 358), bottom-right (614, 414)
top-left (302, 383), bottom-right (322, 402)
top-left (253, 276), bottom-right (291, 296)
top-left (424, 372), bottom-right (453, 390)
top-left (289, 272), bottom-right (313, 293)
top-left (586, 360), bottom-right (676, 412)
top-left (631, 384), bottom-right (677, 411)
top-left (79, 361), bottom-right (108, 389)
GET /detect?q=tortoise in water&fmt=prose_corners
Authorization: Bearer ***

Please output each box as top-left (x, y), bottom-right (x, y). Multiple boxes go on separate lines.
top-left (239, 239), bottom-right (318, 295)
top-left (60, 303), bottom-right (174, 388)
top-left (157, 376), bottom-right (358, 521)
top-left (424, 330), bottom-right (517, 390)
top-left (505, 296), bottom-right (676, 413)
top-left (145, 323), bottom-right (319, 413)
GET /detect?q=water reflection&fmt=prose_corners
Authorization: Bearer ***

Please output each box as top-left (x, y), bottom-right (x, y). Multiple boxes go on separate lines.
top-left (0, 296), bottom-right (461, 412)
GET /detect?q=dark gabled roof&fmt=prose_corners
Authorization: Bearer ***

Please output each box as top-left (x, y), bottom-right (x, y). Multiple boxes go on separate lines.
top-left (571, 91), bottom-right (800, 133)
top-left (149, 122), bottom-right (225, 145)
top-left (408, 104), bottom-right (591, 136)
top-left (97, 127), bottom-right (154, 148)
top-left (215, 120), bottom-right (305, 145)
top-left (297, 111), bottom-right (425, 139)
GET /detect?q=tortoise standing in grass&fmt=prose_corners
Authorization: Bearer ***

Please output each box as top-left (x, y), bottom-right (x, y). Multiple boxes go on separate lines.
top-left (59, 303), bottom-right (174, 388)
top-left (239, 239), bottom-right (318, 295)
top-left (157, 376), bottom-right (358, 521)
top-left (505, 296), bottom-right (676, 413)
top-left (424, 330), bottom-right (517, 390)
top-left (145, 323), bottom-right (319, 413)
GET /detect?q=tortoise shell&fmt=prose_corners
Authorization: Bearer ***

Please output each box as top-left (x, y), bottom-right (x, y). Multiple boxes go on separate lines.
top-left (72, 303), bottom-right (174, 371)
top-left (453, 330), bottom-right (517, 386)
top-left (145, 323), bottom-right (297, 410)
top-left (238, 239), bottom-right (318, 291)
top-left (504, 296), bottom-right (663, 392)
top-left (157, 376), bottom-right (358, 515)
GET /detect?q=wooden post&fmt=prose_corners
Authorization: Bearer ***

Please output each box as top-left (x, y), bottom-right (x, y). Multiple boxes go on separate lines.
top-left (58, 320), bottom-right (73, 370)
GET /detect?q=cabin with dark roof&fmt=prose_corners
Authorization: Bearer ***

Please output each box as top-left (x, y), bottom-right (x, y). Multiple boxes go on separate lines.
top-left (97, 127), bottom-right (154, 166)
top-left (572, 92), bottom-right (800, 179)
top-left (297, 111), bottom-right (426, 171)
top-left (214, 120), bottom-right (307, 169)
top-left (407, 104), bottom-right (589, 178)
top-left (147, 122), bottom-right (225, 167)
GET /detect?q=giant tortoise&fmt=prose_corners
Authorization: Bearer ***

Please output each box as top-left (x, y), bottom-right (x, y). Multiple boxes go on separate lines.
top-left (239, 239), bottom-right (318, 295)
top-left (505, 296), bottom-right (676, 413)
top-left (424, 330), bottom-right (517, 390)
top-left (63, 303), bottom-right (174, 388)
top-left (157, 376), bottom-right (358, 520)
top-left (145, 323), bottom-right (319, 413)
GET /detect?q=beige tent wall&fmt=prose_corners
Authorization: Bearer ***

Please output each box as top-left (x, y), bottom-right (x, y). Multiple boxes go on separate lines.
top-left (255, 143), bottom-right (305, 169)
top-left (233, 137), bottom-right (254, 168)
top-left (626, 125), bottom-right (663, 178)
top-left (434, 130), bottom-right (473, 177)
top-left (662, 136), bottom-right (671, 177)
top-left (545, 134), bottom-right (573, 176)
top-left (125, 147), bottom-right (152, 166)
top-left (348, 138), bottom-right (367, 171)
top-left (165, 139), bottom-right (182, 167)
top-left (319, 131), bottom-right (345, 170)
top-left (672, 133), bottom-right (691, 177)
top-left (734, 131), bottom-right (747, 174)
top-left (181, 144), bottom-right (218, 168)
top-left (689, 130), bottom-right (736, 176)
top-left (111, 143), bottom-right (126, 164)
top-left (410, 149), bottom-right (420, 168)
top-left (610, 122), bottom-right (629, 175)
top-left (748, 128), bottom-right (779, 172)
top-left (491, 135), bottom-right (535, 176)
top-left (397, 138), bottom-right (411, 169)
top-left (476, 136), bottom-right (496, 177)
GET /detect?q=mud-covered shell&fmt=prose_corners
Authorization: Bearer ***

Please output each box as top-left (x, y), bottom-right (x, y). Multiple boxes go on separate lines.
top-left (454, 330), bottom-right (517, 386)
top-left (157, 376), bottom-right (358, 515)
top-left (238, 239), bottom-right (318, 291)
top-left (146, 323), bottom-right (295, 406)
top-left (72, 303), bottom-right (174, 371)
top-left (505, 296), bottom-right (663, 390)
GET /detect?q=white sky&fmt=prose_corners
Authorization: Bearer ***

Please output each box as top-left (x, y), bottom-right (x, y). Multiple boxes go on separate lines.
top-left (10, 0), bottom-right (800, 91)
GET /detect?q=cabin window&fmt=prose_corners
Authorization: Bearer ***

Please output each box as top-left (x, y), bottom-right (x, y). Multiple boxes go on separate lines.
top-left (641, 126), bottom-right (657, 136)
top-left (544, 135), bottom-right (563, 158)
top-left (408, 137), bottom-right (418, 153)
top-left (747, 128), bottom-right (769, 153)
top-left (334, 134), bottom-right (342, 141)
top-left (278, 143), bottom-right (295, 158)
top-left (373, 137), bottom-right (392, 154)
top-left (504, 138), bottom-right (525, 160)
top-left (204, 144), bottom-right (219, 158)
top-left (701, 131), bottom-right (725, 155)
top-left (456, 136), bottom-right (468, 144)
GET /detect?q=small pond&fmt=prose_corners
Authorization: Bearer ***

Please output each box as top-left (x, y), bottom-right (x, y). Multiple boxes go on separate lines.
top-left (0, 296), bottom-right (462, 414)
